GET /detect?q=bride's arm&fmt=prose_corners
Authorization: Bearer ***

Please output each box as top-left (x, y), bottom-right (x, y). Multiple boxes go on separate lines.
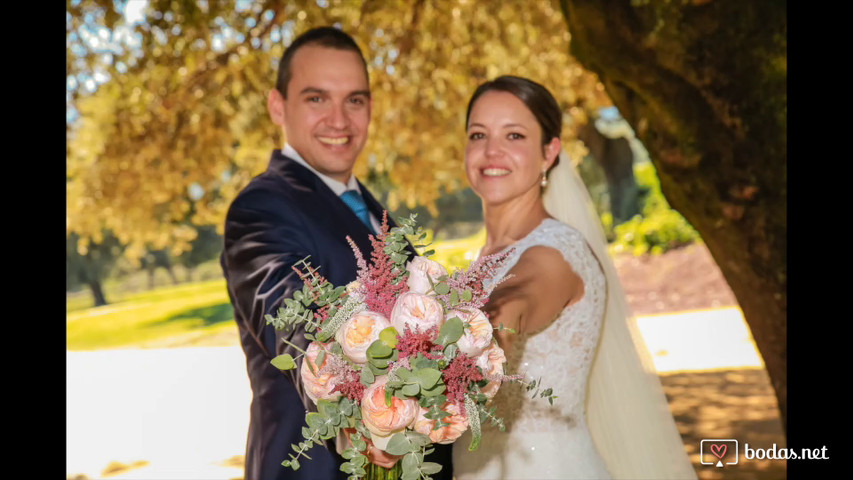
top-left (485, 246), bottom-right (583, 352)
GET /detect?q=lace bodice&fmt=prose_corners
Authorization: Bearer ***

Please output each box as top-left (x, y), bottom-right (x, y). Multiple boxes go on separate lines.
top-left (487, 218), bottom-right (606, 433)
top-left (453, 218), bottom-right (611, 479)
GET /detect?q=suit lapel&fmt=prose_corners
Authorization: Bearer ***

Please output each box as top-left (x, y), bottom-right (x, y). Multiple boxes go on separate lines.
top-left (270, 151), bottom-right (376, 257)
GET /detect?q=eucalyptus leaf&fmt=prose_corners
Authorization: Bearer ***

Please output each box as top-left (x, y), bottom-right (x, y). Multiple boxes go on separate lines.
top-left (368, 362), bottom-right (387, 376)
top-left (384, 431), bottom-right (431, 455)
top-left (367, 340), bottom-right (393, 359)
top-left (433, 282), bottom-right (450, 295)
top-left (420, 462), bottom-right (443, 474)
top-left (339, 397), bottom-right (355, 416)
top-left (414, 368), bottom-right (442, 389)
top-left (270, 354), bottom-right (296, 371)
top-left (306, 412), bottom-right (323, 430)
top-left (395, 368), bottom-right (415, 382)
top-left (402, 452), bottom-right (419, 471)
top-left (360, 367), bottom-right (375, 385)
top-left (436, 316), bottom-right (464, 346)
top-left (401, 383), bottom-right (420, 397)
top-left (379, 326), bottom-right (399, 348)
top-left (352, 436), bottom-right (367, 451)
top-left (421, 383), bottom-right (447, 397)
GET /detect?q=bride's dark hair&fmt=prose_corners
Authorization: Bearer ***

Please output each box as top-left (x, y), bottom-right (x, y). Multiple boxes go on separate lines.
top-left (465, 75), bottom-right (563, 163)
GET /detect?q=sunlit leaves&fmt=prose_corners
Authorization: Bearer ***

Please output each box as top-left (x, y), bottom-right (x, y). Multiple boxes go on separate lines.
top-left (67, 0), bottom-right (613, 262)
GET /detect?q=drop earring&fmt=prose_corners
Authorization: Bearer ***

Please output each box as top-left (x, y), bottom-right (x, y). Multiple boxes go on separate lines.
top-left (540, 170), bottom-right (548, 188)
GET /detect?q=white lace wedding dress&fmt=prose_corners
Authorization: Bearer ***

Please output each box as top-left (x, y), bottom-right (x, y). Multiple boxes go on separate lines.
top-left (453, 218), bottom-right (612, 480)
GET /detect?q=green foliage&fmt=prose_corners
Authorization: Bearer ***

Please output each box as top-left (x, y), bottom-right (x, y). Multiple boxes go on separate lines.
top-left (270, 354), bottom-right (296, 371)
top-left (66, 0), bottom-right (611, 267)
top-left (435, 316), bottom-right (464, 346)
top-left (265, 257), bottom-right (350, 337)
top-left (606, 162), bottom-right (700, 256)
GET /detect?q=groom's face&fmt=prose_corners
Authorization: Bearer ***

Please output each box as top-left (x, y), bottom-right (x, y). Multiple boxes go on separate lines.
top-left (270, 44), bottom-right (372, 184)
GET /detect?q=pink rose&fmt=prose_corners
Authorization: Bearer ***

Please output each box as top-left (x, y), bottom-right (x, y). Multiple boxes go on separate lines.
top-left (405, 257), bottom-right (448, 294)
top-left (390, 292), bottom-right (445, 340)
top-left (449, 308), bottom-right (493, 357)
top-left (360, 376), bottom-right (420, 451)
top-left (475, 342), bottom-right (507, 400)
top-left (335, 311), bottom-right (391, 364)
top-left (412, 402), bottom-right (469, 445)
top-left (300, 341), bottom-right (343, 404)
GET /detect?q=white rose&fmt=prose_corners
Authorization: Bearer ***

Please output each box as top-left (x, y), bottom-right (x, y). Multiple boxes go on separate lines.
top-left (449, 308), bottom-right (493, 357)
top-left (406, 257), bottom-right (448, 294)
top-left (390, 292), bottom-right (445, 339)
top-left (334, 311), bottom-right (391, 364)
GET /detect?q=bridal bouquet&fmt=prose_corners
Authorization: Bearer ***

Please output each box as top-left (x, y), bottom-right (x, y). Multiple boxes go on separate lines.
top-left (266, 214), bottom-right (555, 480)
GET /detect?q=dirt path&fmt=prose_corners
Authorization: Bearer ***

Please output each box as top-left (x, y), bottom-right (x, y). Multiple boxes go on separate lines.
top-left (615, 243), bottom-right (786, 480)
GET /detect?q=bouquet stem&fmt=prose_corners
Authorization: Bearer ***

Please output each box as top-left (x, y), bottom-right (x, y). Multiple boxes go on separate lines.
top-left (365, 460), bottom-right (402, 480)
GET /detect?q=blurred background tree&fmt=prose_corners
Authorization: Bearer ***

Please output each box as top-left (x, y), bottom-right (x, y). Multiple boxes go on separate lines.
top-left (66, 0), bottom-right (612, 263)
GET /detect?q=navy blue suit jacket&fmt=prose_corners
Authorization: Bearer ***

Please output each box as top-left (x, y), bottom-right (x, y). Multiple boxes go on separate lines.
top-left (221, 150), bottom-right (453, 480)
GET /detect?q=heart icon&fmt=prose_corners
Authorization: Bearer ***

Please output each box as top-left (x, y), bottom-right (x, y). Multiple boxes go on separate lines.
top-left (710, 444), bottom-right (727, 459)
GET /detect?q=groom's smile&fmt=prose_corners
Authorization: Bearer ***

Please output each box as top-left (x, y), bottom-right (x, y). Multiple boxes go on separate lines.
top-left (318, 136), bottom-right (350, 146)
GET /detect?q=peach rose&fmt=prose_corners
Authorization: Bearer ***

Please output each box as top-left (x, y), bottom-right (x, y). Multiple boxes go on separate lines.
top-left (475, 342), bottom-right (507, 400)
top-left (406, 257), bottom-right (448, 294)
top-left (449, 308), bottom-right (493, 357)
top-left (412, 402), bottom-right (469, 445)
top-left (335, 311), bottom-right (391, 364)
top-left (300, 341), bottom-right (343, 404)
top-left (389, 292), bottom-right (445, 339)
top-left (360, 376), bottom-right (420, 451)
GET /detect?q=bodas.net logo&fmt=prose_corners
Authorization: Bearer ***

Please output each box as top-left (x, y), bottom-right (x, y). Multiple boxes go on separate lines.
top-left (700, 439), bottom-right (739, 467)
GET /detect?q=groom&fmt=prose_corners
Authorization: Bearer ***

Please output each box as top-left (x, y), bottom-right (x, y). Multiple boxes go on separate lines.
top-left (220, 27), bottom-right (453, 480)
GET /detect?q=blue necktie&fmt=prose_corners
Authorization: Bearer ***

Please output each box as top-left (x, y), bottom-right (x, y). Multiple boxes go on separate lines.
top-left (340, 190), bottom-right (375, 233)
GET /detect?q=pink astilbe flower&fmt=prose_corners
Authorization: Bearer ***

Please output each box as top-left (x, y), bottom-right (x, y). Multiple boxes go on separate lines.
top-left (330, 367), bottom-right (365, 404)
top-left (442, 353), bottom-right (484, 408)
top-left (395, 325), bottom-right (443, 360)
top-left (322, 354), bottom-right (365, 404)
top-left (437, 248), bottom-right (515, 310)
top-left (346, 213), bottom-right (409, 317)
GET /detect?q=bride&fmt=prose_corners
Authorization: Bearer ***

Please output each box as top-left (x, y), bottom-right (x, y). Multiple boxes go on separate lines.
top-left (451, 76), bottom-right (697, 479)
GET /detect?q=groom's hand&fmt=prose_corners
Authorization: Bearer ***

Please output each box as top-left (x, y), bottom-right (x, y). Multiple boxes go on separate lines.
top-left (341, 428), bottom-right (404, 468)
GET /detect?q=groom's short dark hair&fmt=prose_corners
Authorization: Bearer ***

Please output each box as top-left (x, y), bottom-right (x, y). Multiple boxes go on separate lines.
top-left (275, 26), bottom-right (369, 98)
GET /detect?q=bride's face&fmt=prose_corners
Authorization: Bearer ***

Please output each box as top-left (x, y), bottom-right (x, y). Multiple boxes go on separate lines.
top-left (465, 91), bottom-right (558, 206)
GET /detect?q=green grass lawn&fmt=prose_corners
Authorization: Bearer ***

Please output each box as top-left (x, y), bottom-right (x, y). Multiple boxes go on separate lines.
top-left (66, 231), bottom-right (487, 351)
top-left (66, 279), bottom-right (234, 350)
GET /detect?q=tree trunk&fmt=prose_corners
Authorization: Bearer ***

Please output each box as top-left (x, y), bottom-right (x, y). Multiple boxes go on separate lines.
top-left (88, 280), bottom-right (108, 307)
top-left (560, 0), bottom-right (787, 431)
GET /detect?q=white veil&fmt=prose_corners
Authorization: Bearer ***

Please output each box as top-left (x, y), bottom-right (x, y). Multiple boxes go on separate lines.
top-left (543, 151), bottom-right (697, 479)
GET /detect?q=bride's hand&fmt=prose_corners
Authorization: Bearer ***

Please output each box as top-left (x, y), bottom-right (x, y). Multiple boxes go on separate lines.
top-left (342, 427), bottom-right (403, 468)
